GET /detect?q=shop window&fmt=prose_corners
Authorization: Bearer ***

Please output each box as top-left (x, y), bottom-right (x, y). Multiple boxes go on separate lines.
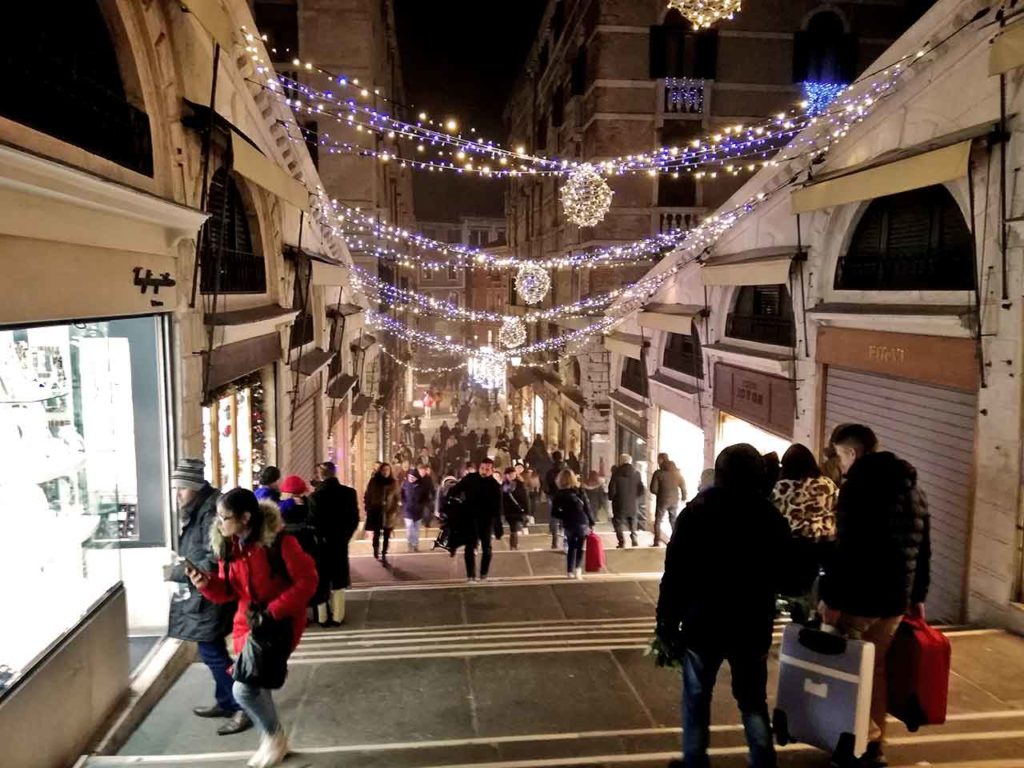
top-left (793, 11), bottom-right (857, 85)
top-left (2, 4), bottom-right (153, 175)
top-left (289, 262), bottom-right (314, 349)
top-left (836, 185), bottom-right (975, 291)
top-left (200, 169), bottom-right (266, 294)
top-left (202, 372), bottom-right (267, 492)
top-left (621, 357), bottom-right (649, 397)
top-left (252, 0), bottom-right (299, 62)
top-left (663, 328), bottom-right (704, 379)
top-left (650, 10), bottom-right (718, 80)
top-left (571, 46), bottom-right (588, 96)
top-left (1, 316), bottom-right (169, 692)
top-left (726, 285), bottom-right (796, 347)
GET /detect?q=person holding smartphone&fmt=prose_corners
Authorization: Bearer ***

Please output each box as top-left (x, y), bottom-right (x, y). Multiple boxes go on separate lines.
top-left (166, 458), bottom-right (249, 735)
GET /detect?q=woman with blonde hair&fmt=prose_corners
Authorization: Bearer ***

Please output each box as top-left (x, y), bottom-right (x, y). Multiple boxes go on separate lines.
top-left (550, 468), bottom-right (595, 579)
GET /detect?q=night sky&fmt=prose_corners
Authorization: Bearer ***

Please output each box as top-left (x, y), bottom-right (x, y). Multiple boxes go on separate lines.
top-left (394, 0), bottom-right (548, 221)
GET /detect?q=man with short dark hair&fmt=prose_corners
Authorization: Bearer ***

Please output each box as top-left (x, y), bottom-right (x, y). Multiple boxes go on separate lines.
top-left (608, 454), bottom-right (645, 548)
top-left (452, 457), bottom-right (503, 581)
top-left (820, 424), bottom-right (930, 768)
top-left (254, 465), bottom-right (281, 504)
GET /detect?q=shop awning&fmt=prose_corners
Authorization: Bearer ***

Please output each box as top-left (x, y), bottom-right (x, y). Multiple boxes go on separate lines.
top-left (351, 393), bottom-right (373, 417)
top-left (327, 373), bottom-right (357, 400)
top-left (350, 334), bottom-right (377, 352)
top-left (508, 370), bottom-right (534, 390)
top-left (789, 125), bottom-right (993, 214)
top-left (206, 304), bottom-right (297, 327)
top-left (604, 332), bottom-right (648, 360)
top-left (231, 131), bottom-right (310, 211)
top-left (291, 347), bottom-right (333, 377)
top-left (206, 332), bottom-right (280, 393)
top-left (609, 388), bottom-right (647, 413)
top-left (284, 245), bottom-right (348, 286)
top-left (700, 247), bottom-right (804, 287)
top-left (327, 303), bottom-right (364, 318)
top-left (179, 0), bottom-right (236, 51)
top-left (991, 21), bottom-right (1024, 76)
top-left (638, 304), bottom-right (705, 334)
top-left (650, 371), bottom-right (700, 396)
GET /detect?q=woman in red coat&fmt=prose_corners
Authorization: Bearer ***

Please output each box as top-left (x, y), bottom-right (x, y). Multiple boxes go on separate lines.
top-left (190, 488), bottom-right (317, 768)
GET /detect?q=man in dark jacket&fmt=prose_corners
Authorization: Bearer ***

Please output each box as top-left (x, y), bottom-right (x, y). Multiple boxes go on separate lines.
top-left (656, 444), bottom-right (790, 768)
top-left (166, 458), bottom-right (249, 735)
top-left (650, 453), bottom-right (687, 547)
top-left (544, 451), bottom-right (569, 548)
top-left (418, 463), bottom-right (438, 528)
top-left (608, 454), bottom-right (645, 548)
top-left (819, 424), bottom-right (930, 768)
top-left (451, 457), bottom-right (503, 581)
top-left (311, 462), bottom-right (359, 626)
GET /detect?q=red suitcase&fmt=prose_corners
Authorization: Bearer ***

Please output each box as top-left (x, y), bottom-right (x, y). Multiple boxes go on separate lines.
top-left (585, 532), bottom-right (605, 572)
top-left (886, 615), bottom-right (951, 731)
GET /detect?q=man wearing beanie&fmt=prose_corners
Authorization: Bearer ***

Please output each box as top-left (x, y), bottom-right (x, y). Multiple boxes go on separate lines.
top-left (166, 458), bottom-right (251, 735)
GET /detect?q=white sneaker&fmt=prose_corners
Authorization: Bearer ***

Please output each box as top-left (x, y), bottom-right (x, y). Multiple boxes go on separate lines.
top-left (567, 571), bottom-right (575, 579)
top-left (575, 567), bottom-right (583, 580)
top-left (257, 728), bottom-right (289, 768)
top-left (247, 735), bottom-right (269, 768)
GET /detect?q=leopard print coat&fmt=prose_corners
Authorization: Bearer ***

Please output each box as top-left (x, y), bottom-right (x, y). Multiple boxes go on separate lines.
top-left (771, 477), bottom-right (839, 541)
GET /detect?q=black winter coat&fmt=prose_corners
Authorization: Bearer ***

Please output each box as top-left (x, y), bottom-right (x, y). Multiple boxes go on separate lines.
top-left (502, 478), bottom-right (530, 525)
top-left (311, 478), bottom-right (359, 590)
top-left (167, 484), bottom-right (234, 642)
top-left (608, 464), bottom-right (645, 519)
top-left (656, 487), bottom-right (791, 654)
top-left (551, 487), bottom-right (595, 537)
top-left (819, 452), bottom-right (931, 618)
top-left (451, 472), bottom-right (503, 542)
top-left (544, 461), bottom-right (568, 497)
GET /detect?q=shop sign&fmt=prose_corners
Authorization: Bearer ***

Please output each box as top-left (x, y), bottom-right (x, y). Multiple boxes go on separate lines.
top-left (816, 326), bottom-right (979, 392)
top-left (712, 363), bottom-right (794, 438)
top-left (612, 402), bottom-right (648, 438)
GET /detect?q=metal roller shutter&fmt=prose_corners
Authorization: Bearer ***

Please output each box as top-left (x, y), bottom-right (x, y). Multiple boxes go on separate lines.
top-left (824, 367), bottom-right (976, 623)
top-left (289, 394), bottom-right (318, 480)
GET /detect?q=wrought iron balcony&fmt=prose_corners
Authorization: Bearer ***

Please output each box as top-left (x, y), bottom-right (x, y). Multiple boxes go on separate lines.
top-left (654, 207), bottom-right (704, 235)
top-left (659, 78), bottom-right (706, 116)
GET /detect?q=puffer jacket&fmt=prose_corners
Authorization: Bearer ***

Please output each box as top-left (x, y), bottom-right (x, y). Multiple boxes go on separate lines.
top-left (819, 451), bottom-right (930, 619)
top-left (199, 501), bottom-right (319, 654)
top-left (550, 487), bottom-right (595, 537)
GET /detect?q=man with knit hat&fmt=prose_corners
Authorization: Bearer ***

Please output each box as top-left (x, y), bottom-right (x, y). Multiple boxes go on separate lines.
top-left (166, 458), bottom-right (250, 736)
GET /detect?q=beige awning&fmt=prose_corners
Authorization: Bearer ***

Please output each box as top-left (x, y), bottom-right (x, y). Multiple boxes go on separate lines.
top-left (638, 304), bottom-right (704, 334)
top-left (991, 22), bottom-right (1024, 76)
top-left (790, 140), bottom-right (972, 214)
top-left (604, 332), bottom-right (647, 359)
top-left (311, 260), bottom-right (347, 286)
top-left (231, 132), bottom-right (309, 211)
top-left (179, 0), bottom-right (236, 52)
top-left (701, 247), bottom-right (802, 287)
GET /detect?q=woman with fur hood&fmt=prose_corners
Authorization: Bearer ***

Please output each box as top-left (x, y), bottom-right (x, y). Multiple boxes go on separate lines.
top-left (190, 488), bottom-right (318, 768)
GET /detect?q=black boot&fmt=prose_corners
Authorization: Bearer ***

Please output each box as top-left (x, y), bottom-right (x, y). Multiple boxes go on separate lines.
top-left (859, 742), bottom-right (888, 768)
top-left (217, 710), bottom-right (252, 736)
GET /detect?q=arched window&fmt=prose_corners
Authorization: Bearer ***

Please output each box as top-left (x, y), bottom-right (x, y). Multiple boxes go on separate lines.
top-left (663, 328), bottom-right (704, 379)
top-left (200, 169), bottom-right (266, 294)
top-left (726, 285), bottom-right (796, 347)
top-left (835, 185), bottom-right (974, 291)
top-left (3, 3), bottom-right (153, 175)
top-left (621, 357), bottom-right (648, 397)
top-left (793, 11), bottom-right (856, 115)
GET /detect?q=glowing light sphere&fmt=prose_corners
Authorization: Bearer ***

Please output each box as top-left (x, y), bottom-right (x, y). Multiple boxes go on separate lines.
top-left (560, 164), bottom-right (614, 228)
top-left (498, 317), bottom-right (527, 349)
top-left (667, 0), bottom-right (742, 30)
top-left (514, 264), bottom-right (551, 305)
top-left (469, 350), bottom-right (506, 390)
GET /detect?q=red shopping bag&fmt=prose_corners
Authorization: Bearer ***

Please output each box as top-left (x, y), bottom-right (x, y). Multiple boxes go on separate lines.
top-left (585, 531), bottom-right (605, 572)
top-left (886, 614), bottom-right (951, 731)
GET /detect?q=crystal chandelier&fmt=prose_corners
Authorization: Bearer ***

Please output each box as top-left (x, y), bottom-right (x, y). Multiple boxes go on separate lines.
top-left (667, 0), bottom-right (742, 30)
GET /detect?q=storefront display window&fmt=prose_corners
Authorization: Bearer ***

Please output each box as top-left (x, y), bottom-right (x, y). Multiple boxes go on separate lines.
top-left (657, 409), bottom-right (704, 502)
top-left (0, 316), bottom-right (168, 694)
top-left (532, 394), bottom-right (545, 441)
top-left (202, 372), bottom-right (267, 491)
top-left (716, 412), bottom-right (791, 459)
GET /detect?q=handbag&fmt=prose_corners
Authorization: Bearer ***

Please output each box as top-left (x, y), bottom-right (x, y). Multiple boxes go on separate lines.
top-left (232, 538), bottom-right (293, 690)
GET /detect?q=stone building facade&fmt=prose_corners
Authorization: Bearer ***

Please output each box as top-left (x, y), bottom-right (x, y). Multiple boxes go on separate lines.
top-left (609, 0), bottom-right (1024, 631)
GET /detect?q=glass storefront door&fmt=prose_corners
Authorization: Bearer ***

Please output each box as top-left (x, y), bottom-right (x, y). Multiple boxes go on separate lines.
top-left (657, 408), bottom-right (704, 503)
top-left (0, 315), bottom-right (169, 694)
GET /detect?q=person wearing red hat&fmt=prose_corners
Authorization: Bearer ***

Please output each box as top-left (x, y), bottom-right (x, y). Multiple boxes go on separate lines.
top-left (277, 475), bottom-right (325, 610)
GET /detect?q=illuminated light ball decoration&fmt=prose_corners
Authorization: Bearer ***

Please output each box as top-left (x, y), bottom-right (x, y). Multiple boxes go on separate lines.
top-left (498, 317), bottom-right (527, 349)
top-left (560, 164), bottom-right (614, 227)
top-left (801, 82), bottom-right (848, 116)
top-left (469, 351), bottom-right (506, 390)
top-left (515, 264), bottom-right (551, 305)
top-left (668, 0), bottom-right (742, 30)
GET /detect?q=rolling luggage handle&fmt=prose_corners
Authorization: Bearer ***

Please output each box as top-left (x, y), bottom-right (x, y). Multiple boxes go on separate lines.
top-left (798, 625), bottom-right (848, 656)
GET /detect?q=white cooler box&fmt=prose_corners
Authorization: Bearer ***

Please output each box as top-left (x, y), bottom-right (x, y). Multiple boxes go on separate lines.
top-left (773, 623), bottom-right (875, 764)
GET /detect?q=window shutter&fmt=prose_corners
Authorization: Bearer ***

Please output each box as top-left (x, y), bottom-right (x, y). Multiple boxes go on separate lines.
top-left (691, 30), bottom-right (719, 80)
top-left (649, 25), bottom-right (668, 79)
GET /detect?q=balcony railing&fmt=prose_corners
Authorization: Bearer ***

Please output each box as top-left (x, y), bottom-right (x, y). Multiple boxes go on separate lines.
top-left (200, 247), bottom-right (267, 294)
top-left (659, 78), bottom-right (706, 116)
top-left (654, 207), bottom-right (704, 235)
top-left (725, 313), bottom-right (795, 347)
top-left (0, 53), bottom-right (153, 176)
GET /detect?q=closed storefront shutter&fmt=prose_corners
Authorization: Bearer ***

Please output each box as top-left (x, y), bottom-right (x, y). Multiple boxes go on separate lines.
top-left (289, 393), bottom-right (318, 479)
top-left (824, 367), bottom-right (976, 623)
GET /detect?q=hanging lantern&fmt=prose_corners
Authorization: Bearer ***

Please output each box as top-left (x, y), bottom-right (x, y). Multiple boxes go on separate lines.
top-left (514, 264), bottom-right (551, 305)
top-left (560, 164), bottom-right (614, 227)
top-left (498, 317), bottom-right (527, 349)
top-left (667, 0), bottom-right (742, 30)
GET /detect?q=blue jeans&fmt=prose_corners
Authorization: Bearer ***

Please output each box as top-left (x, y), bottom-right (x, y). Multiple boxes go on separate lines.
top-left (682, 648), bottom-right (776, 768)
top-left (233, 680), bottom-right (281, 737)
top-left (197, 638), bottom-right (239, 712)
top-left (566, 533), bottom-right (586, 572)
top-left (406, 518), bottom-right (421, 549)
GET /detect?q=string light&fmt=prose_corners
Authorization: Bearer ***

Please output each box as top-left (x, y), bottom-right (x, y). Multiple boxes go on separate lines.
top-left (498, 318), bottom-right (527, 348)
top-left (800, 82), bottom-right (848, 116)
top-left (515, 265), bottom-right (552, 305)
top-left (468, 349), bottom-right (505, 390)
top-left (560, 164), bottom-right (615, 227)
top-left (667, 0), bottom-right (742, 30)
top-left (378, 345), bottom-right (466, 374)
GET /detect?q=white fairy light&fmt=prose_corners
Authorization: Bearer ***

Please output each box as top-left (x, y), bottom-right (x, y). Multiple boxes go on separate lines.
top-left (515, 264), bottom-right (551, 305)
top-left (668, 0), bottom-right (742, 30)
top-left (498, 317), bottom-right (527, 349)
top-left (560, 164), bottom-right (614, 227)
